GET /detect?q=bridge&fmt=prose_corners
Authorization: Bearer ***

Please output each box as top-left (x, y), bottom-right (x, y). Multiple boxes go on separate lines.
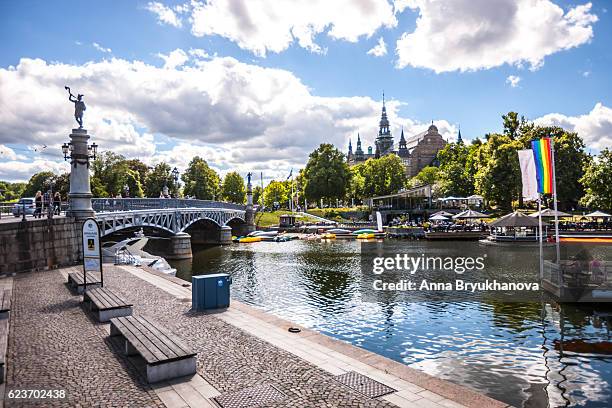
top-left (90, 198), bottom-right (253, 259)
top-left (92, 198), bottom-right (246, 236)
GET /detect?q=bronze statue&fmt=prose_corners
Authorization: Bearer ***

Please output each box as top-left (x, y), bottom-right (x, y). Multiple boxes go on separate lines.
top-left (247, 172), bottom-right (252, 185)
top-left (65, 86), bottom-right (86, 128)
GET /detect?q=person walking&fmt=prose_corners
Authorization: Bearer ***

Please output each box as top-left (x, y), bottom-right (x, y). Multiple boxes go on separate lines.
top-left (53, 192), bottom-right (61, 215)
top-left (34, 191), bottom-right (42, 218)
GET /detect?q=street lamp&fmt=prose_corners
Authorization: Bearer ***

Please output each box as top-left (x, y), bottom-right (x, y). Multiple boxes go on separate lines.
top-left (62, 141), bottom-right (97, 166)
top-left (123, 184), bottom-right (130, 198)
top-left (171, 167), bottom-right (180, 198)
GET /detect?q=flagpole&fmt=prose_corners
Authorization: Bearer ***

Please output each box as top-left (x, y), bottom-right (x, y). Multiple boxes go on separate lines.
top-left (538, 195), bottom-right (544, 280)
top-left (550, 139), bottom-right (560, 263)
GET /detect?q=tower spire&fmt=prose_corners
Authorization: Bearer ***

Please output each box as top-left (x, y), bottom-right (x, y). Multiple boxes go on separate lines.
top-left (457, 125), bottom-right (463, 144)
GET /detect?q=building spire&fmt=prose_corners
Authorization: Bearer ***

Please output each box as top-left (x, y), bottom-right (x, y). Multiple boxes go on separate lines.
top-left (400, 126), bottom-right (406, 142)
top-left (457, 125), bottom-right (463, 144)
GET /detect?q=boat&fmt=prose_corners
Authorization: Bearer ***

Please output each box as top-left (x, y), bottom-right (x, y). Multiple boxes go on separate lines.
top-left (327, 228), bottom-right (351, 234)
top-left (356, 233), bottom-right (376, 239)
top-left (352, 228), bottom-right (378, 235)
top-left (239, 236), bottom-right (263, 243)
top-left (321, 233), bottom-right (336, 239)
top-left (102, 232), bottom-right (177, 276)
top-left (248, 230), bottom-right (278, 237)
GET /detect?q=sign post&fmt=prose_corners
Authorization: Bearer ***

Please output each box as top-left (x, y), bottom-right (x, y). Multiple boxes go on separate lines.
top-left (82, 218), bottom-right (103, 293)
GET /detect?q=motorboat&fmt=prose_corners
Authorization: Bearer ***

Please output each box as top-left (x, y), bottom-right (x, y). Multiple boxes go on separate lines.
top-left (102, 231), bottom-right (177, 276)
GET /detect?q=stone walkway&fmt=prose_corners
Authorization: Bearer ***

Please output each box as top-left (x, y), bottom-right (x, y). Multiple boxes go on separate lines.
top-left (5, 268), bottom-right (163, 407)
top-left (3, 266), bottom-right (507, 407)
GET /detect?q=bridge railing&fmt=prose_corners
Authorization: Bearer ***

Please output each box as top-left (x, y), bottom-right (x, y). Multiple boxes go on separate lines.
top-left (92, 198), bottom-right (246, 213)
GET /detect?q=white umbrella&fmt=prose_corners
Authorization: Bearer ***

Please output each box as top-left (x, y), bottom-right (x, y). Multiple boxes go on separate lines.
top-left (585, 211), bottom-right (611, 218)
top-left (452, 209), bottom-right (490, 219)
top-left (429, 214), bottom-right (449, 221)
top-left (431, 210), bottom-right (453, 217)
top-left (529, 208), bottom-right (571, 218)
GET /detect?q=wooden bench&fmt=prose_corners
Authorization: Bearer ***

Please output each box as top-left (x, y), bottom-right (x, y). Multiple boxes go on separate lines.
top-left (0, 289), bottom-right (11, 319)
top-left (0, 318), bottom-right (8, 383)
top-left (83, 287), bottom-right (133, 322)
top-left (110, 315), bottom-right (196, 383)
top-left (67, 271), bottom-right (101, 294)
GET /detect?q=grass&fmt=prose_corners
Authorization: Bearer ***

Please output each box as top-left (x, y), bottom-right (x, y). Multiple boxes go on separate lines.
top-left (255, 210), bottom-right (320, 227)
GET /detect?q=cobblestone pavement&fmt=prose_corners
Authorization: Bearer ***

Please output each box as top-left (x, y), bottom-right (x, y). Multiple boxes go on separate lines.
top-left (104, 266), bottom-right (397, 407)
top-left (5, 268), bottom-right (164, 407)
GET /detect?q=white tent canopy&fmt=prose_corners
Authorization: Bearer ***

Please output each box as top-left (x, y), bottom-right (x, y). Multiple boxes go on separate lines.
top-left (429, 214), bottom-right (449, 221)
top-left (585, 211), bottom-right (611, 218)
top-left (529, 208), bottom-right (571, 218)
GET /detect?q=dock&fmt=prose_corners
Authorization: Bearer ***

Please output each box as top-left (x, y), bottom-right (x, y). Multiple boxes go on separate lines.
top-left (2, 265), bottom-right (508, 407)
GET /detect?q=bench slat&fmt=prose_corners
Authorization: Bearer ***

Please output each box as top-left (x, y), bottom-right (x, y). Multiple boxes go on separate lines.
top-left (112, 318), bottom-right (161, 363)
top-left (99, 288), bottom-right (128, 307)
top-left (127, 317), bottom-right (182, 361)
top-left (91, 289), bottom-right (113, 309)
top-left (138, 315), bottom-right (194, 357)
top-left (69, 272), bottom-right (101, 285)
top-left (115, 317), bottom-right (171, 363)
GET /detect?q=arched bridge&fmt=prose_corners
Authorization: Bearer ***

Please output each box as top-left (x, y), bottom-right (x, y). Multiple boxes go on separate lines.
top-left (92, 198), bottom-right (246, 237)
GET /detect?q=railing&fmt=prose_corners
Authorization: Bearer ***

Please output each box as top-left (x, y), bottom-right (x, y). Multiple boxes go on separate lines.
top-left (92, 198), bottom-right (246, 213)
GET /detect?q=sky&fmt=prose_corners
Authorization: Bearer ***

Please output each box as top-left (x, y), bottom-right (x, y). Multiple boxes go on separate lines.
top-left (0, 0), bottom-right (611, 183)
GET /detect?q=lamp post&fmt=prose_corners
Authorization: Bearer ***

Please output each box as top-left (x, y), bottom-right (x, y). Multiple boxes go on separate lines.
top-left (123, 184), bottom-right (130, 198)
top-left (63, 131), bottom-right (97, 219)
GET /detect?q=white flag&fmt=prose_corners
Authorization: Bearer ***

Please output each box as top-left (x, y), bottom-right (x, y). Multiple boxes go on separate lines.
top-left (518, 149), bottom-right (538, 201)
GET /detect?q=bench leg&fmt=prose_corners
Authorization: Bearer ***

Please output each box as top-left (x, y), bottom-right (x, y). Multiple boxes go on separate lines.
top-left (146, 357), bottom-right (197, 383)
top-left (125, 341), bottom-right (138, 356)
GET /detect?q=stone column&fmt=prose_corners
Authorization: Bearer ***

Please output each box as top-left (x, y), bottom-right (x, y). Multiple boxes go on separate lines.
top-left (167, 232), bottom-right (192, 259)
top-left (219, 225), bottom-right (232, 245)
top-left (245, 179), bottom-right (256, 234)
top-left (66, 128), bottom-right (94, 220)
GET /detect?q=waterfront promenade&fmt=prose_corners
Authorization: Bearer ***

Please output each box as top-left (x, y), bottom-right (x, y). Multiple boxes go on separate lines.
top-left (2, 265), bottom-right (507, 407)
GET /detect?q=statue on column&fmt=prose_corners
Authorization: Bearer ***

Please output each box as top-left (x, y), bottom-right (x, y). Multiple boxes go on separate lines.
top-left (65, 86), bottom-right (86, 128)
top-left (246, 172), bottom-right (252, 186)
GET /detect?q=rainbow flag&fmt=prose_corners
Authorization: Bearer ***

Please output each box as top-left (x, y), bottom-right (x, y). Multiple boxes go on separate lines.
top-left (531, 138), bottom-right (553, 194)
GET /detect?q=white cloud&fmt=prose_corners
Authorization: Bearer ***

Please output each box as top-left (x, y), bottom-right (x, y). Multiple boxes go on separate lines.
top-left (188, 48), bottom-right (210, 59)
top-left (156, 48), bottom-right (189, 69)
top-left (396, 0), bottom-right (598, 73)
top-left (582, 70), bottom-right (591, 77)
top-left (92, 42), bottom-right (112, 53)
top-left (0, 145), bottom-right (20, 161)
top-left (535, 103), bottom-right (612, 151)
top-left (0, 159), bottom-right (69, 182)
top-left (0, 56), bottom-right (457, 182)
top-left (367, 37), bottom-right (388, 57)
top-left (146, 1), bottom-right (184, 28)
top-left (506, 75), bottom-right (521, 87)
top-left (187, 0), bottom-right (398, 57)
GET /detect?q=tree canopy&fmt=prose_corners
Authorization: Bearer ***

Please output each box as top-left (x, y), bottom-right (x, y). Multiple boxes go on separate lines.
top-left (221, 171), bottom-right (246, 204)
top-left (303, 144), bottom-right (351, 201)
top-left (580, 148), bottom-right (612, 210)
top-left (181, 156), bottom-right (220, 200)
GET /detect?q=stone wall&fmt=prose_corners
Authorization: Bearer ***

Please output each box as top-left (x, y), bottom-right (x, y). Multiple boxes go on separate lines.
top-left (0, 218), bottom-right (83, 273)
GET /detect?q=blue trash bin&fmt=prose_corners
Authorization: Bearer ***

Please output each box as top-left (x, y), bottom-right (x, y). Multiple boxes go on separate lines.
top-left (192, 273), bottom-right (231, 311)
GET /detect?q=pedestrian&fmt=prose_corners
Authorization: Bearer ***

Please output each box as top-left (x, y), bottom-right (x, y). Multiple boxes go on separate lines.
top-left (53, 192), bottom-right (61, 215)
top-left (34, 191), bottom-right (42, 218)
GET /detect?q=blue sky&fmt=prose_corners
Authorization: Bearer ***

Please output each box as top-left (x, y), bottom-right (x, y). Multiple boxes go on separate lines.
top-left (0, 0), bottom-right (611, 182)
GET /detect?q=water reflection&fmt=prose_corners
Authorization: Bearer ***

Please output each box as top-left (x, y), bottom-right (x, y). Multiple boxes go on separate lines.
top-left (170, 240), bottom-right (612, 407)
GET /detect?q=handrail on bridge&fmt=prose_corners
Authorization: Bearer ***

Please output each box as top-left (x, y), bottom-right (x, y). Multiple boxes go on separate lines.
top-left (92, 198), bottom-right (246, 213)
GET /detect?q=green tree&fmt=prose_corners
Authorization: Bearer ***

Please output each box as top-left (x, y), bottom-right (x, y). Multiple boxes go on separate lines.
top-left (221, 171), bottom-right (246, 203)
top-left (181, 156), bottom-right (220, 200)
top-left (23, 171), bottom-right (56, 197)
top-left (360, 155), bottom-right (407, 197)
top-left (253, 185), bottom-right (263, 206)
top-left (580, 148), bottom-right (612, 210)
top-left (436, 142), bottom-right (474, 197)
top-left (521, 126), bottom-right (587, 210)
top-left (303, 144), bottom-right (351, 201)
top-left (474, 134), bottom-right (522, 210)
top-left (0, 181), bottom-right (26, 201)
top-left (411, 166), bottom-right (440, 188)
top-left (145, 163), bottom-right (179, 197)
top-left (263, 180), bottom-right (288, 207)
top-left (347, 165), bottom-right (365, 202)
top-left (502, 111), bottom-right (527, 140)
top-left (125, 159), bottom-right (149, 187)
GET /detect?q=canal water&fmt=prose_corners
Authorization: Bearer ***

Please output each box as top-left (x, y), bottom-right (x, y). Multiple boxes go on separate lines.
top-left (169, 240), bottom-right (612, 408)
